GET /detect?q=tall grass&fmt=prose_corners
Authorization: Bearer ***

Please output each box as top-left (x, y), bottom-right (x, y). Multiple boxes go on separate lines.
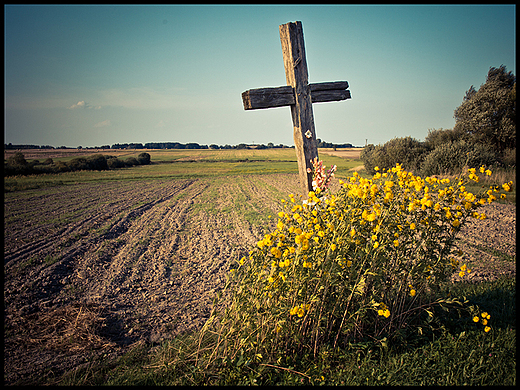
top-left (52, 276), bottom-right (515, 386)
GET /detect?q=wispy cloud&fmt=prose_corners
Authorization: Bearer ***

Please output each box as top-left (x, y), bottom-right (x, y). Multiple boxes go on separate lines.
top-left (94, 119), bottom-right (111, 128)
top-left (68, 101), bottom-right (102, 110)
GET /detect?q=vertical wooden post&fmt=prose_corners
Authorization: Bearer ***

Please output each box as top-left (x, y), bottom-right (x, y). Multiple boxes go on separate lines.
top-left (279, 21), bottom-right (318, 194)
top-left (241, 21), bottom-right (350, 194)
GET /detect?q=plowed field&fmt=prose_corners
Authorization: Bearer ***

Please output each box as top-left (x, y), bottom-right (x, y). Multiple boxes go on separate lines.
top-left (4, 161), bottom-right (515, 385)
top-left (4, 173), bottom-right (303, 384)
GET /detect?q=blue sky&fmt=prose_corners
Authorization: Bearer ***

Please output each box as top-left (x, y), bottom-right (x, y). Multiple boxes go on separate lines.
top-left (4, 4), bottom-right (516, 148)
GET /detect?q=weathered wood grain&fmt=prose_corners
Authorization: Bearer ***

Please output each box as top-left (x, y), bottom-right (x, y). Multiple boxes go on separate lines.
top-left (279, 21), bottom-right (318, 194)
top-left (242, 86), bottom-right (295, 110)
top-left (241, 82), bottom-right (350, 110)
top-left (240, 21), bottom-right (351, 193)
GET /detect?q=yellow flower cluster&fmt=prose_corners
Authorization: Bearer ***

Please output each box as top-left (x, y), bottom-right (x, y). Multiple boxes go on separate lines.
top-left (238, 162), bottom-right (511, 328)
top-left (473, 311), bottom-right (491, 332)
top-left (377, 302), bottom-right (391, 318)
top-left (290, 303), bottom-right (310, 317)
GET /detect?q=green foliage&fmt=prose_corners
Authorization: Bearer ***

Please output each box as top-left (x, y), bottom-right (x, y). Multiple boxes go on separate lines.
top-left (360, 136), bottom-right (428, 175)
top-left (4, 152), bottom-right (151, 177)
top-left (420, 140), bottom-right (498, 177)
top-left (424, 128), bottom-right (468, 150)
top-left (454, 65), bottom-right (516, 150)
top-left (201, 163), bottom-right (512, 367)
top-left (107, 157), bottom-right (126, 169)
top-left (137, 152), bottom-right (151, 165)
top-left (362, 67), bottom-right (516, 176)
top-left (124, 157), bottom-right (139, 167)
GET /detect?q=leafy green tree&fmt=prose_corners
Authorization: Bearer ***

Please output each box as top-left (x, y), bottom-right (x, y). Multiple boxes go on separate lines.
top-left (453, 65), bottom-right (516, 150)
top-left (424, 128), bottom-right (467, 150)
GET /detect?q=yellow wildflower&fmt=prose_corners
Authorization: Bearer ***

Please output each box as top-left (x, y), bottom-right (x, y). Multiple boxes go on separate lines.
top-left (271, 247), bottom-right (282, 258)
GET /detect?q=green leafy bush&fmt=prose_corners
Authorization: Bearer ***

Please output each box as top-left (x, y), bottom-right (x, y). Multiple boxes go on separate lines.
top-left (424, 128), bottom-right (467, 150)
top-left (124, 157), bottom-right (139, 167)
top-left (4, 152), bottom-right (149, 176)
top-left (202, 162), bottom-right (512, 365)
top-left (420, 140), bottom-right (498, 176)
top-left (107, 157), bottom-right (126, 169)
top-left (137, 152), bottom-right (151, 165)
top-left (86, 154), bottom-right (109, 170)
top-left (361, 137), bottom-right (429, 175)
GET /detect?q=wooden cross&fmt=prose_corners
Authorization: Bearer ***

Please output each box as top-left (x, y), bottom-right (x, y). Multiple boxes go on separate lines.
top-left (241, 21), bottom-right (351, 194)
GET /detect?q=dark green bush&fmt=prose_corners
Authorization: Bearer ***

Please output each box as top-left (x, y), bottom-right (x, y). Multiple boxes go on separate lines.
top-left (499, 148), bottom-right (516, 167)
top-left (420, 140), bottom-right (498, 176)
top-left (137, 152), bottom-right (151, 165)
top-left (4, 152), bottom-right (30, 175)
top-left (85, 154), bottom-right (108, 171)
top-left (4, 152), bottom-right (151, 176)
top-left (360, 144), bottom-right (384, 174)
top-left (68, 157), bottom-right (89, 171)
top-left (124, 157), bottom-right (139, 167)
top-left (424, 128), bottom-right (467, 150)
top-left (107, 157), bottom-right (126, 169)
top-left (361, 137), bottom-right (429, 175)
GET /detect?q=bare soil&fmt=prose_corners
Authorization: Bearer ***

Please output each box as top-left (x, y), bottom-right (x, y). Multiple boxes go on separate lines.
top-left (3, 174), bottom-right (515, 385)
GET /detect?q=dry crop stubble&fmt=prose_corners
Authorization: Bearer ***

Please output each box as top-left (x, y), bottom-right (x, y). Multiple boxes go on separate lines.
top-left (4, 172), bottom-right (301, 384)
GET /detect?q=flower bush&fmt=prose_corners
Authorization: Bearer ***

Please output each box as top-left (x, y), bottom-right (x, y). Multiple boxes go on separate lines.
top-left (205, 162), bottom-right (513, 362)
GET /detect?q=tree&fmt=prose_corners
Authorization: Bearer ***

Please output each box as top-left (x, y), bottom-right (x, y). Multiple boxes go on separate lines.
top-left (424, 128), bottom-right (467, 150)
top-left (453, 65), bottom-right (516, 150)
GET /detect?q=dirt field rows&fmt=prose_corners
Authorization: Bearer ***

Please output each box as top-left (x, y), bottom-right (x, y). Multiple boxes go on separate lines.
top-left (4, 174), bottom-right (302, 384)
top-left (4, 171), bottom-right (515, 384)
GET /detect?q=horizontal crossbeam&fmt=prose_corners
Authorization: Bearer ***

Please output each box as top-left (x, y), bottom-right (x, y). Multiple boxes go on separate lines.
top-left (242, 81), bottom-right (350, 110)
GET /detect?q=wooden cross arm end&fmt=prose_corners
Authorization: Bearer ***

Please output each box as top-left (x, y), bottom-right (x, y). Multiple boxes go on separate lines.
top-left (242, 81), bottom-right (350, 110)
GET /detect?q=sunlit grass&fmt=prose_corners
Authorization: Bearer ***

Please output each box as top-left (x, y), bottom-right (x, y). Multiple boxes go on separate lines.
top-left (49, 276), bottom-right (516, 386)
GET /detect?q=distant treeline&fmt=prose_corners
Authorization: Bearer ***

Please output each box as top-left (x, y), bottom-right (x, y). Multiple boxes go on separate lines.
top-left (4, 152), bottom-right (151, 177)
top-left (4, 139), bottom-right (355, 151)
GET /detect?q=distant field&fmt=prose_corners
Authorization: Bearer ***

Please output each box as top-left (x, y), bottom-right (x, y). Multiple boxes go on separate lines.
top-left (4, 148), bottom-right (364, 192)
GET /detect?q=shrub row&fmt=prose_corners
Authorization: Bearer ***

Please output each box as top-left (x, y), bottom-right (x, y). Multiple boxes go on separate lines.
top-left (361, 130), bottom-right (515, 176)
top-left (4, 152), bottom-right (151, 177)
